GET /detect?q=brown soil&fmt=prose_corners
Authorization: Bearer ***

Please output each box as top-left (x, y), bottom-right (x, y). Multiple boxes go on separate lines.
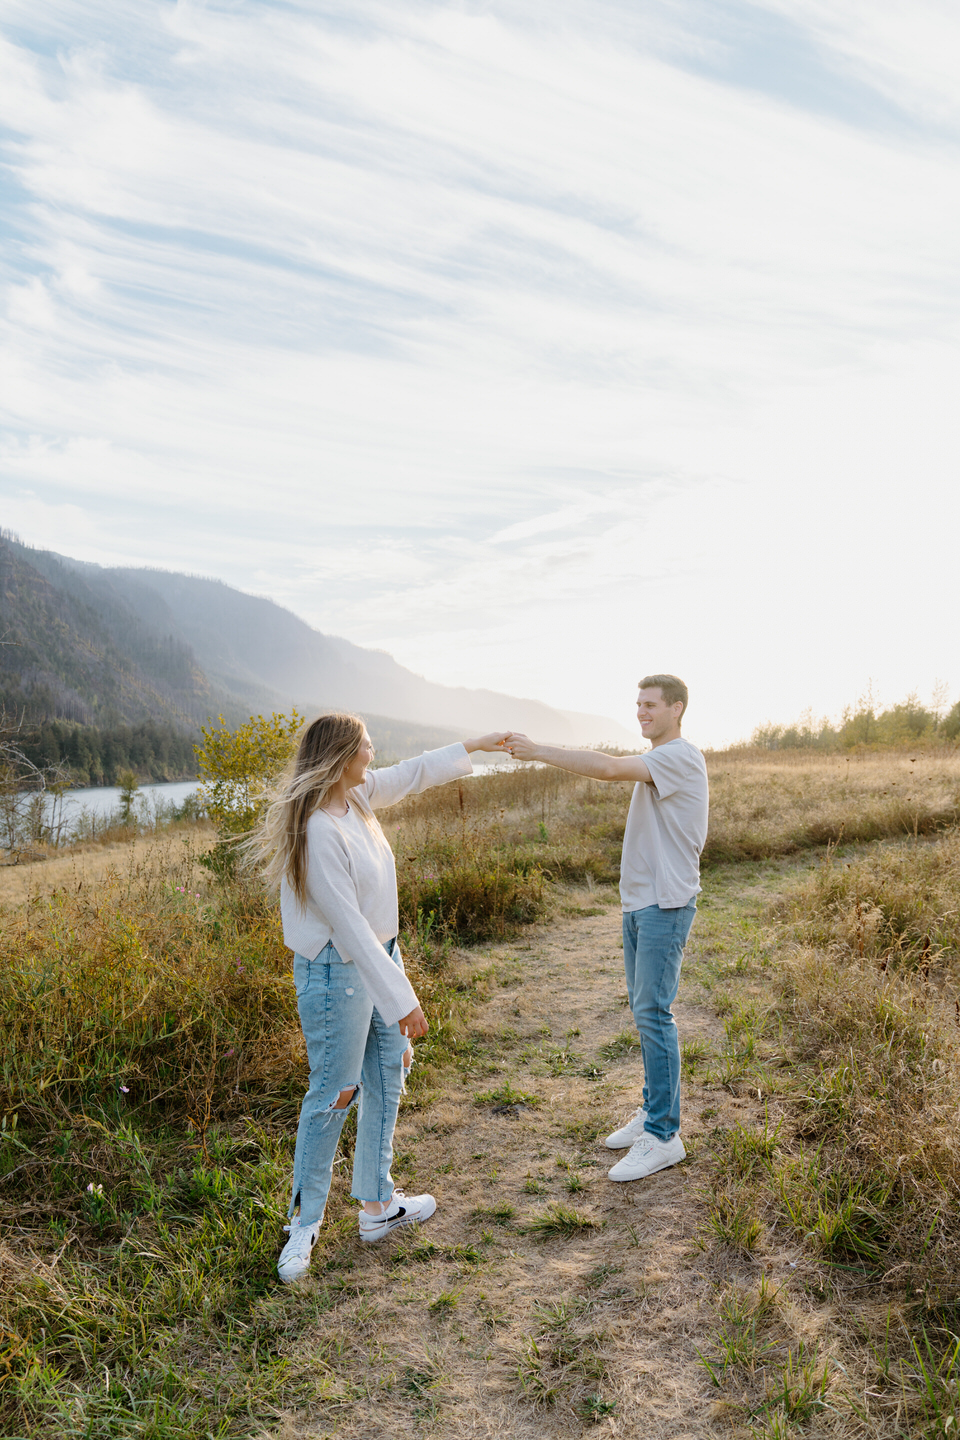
top-left (266, 893), bottom-right (755, 1439)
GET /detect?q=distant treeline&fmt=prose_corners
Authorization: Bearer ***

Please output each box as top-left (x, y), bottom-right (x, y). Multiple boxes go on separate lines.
top-left (750, 693), bottom-right (960, 751)
top-left (13, 719), bottom-right (198, 787)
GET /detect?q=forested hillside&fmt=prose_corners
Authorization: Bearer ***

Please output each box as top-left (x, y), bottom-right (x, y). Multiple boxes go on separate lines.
top-left (0, 532), bottom-right (228, 728)
top-left (0, 533), bottom-right (634, 753)
top-left (0, 531), bottom-right (635, 786)
top-left (12, 718), bottom-right (199, 787)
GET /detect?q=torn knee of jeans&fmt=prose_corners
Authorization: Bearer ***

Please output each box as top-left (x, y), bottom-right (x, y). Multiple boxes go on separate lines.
top-left (323, 1084), bottom-right (361, 1114)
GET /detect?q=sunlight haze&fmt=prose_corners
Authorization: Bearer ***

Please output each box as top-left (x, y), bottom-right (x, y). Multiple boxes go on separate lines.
top-left (2, 0), bottom-right (958, 747)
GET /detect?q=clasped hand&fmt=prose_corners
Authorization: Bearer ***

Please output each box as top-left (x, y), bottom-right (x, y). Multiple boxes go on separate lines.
top-left (499, 731), bottom-right (537, 761)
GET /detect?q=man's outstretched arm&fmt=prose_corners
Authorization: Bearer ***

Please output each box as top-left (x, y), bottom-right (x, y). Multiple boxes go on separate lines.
top-left (503, 732), bottom-right (653, 784)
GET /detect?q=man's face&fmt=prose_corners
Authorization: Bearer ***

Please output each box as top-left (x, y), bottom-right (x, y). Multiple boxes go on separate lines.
top-left (636, 687), bottom-right (682, 742)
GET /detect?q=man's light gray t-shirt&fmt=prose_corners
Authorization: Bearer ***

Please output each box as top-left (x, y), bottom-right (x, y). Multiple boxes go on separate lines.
top-left (619, 737), bottom-right (709, 912)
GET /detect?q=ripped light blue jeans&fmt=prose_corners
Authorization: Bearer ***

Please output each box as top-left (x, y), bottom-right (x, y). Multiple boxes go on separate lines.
top-left (289, 939), bottom-right (412, 1226)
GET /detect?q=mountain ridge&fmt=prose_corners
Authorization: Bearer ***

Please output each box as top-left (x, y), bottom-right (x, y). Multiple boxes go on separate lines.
top-left (0, 533), bottom-right (636, 751)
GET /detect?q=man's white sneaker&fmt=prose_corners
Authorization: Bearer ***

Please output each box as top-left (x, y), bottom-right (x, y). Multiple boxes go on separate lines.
top-left (604, 1106), bottom-right (649, 1149)
top-left (608, 1132), bottom-right (686, 1181)
top-left (358, 1190), bottom-right (436, 1243)
top-left (277, 1217), bottom-right (320, 1283)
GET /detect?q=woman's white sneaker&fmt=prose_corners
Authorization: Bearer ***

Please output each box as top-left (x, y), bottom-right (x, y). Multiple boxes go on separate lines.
top-left (608, 1132), bottom-right (686, 1181)
top-left (604, 1106), bottom-right (649, 1149)
top-left (358, 1190), bottom-right (436, 1242)
top-left (277, 1217), bottom-right (321, 1283)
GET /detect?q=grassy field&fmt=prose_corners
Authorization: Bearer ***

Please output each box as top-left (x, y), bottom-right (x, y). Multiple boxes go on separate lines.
top-left (683, 833), bottom-right (960, 1438)
top-left (1, 745), bottom-right (959, 1437)
top-left (386, 747), bottom-right (960, 937)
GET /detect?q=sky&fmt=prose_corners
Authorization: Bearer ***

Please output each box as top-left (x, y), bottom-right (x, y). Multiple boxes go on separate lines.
top-left (1, 0), bottom-right (958, 748)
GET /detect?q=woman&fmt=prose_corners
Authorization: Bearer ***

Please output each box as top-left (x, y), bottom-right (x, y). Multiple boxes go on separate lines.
top-left (254, 712), bottom-right (507, 1282)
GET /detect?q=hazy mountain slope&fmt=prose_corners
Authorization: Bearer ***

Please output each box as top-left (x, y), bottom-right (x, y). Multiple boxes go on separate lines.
top-left (107, 567), bottom-right (636, 745)
top-left (0, 533), bottom-right (635, 747)
top-left (0, 535), bottom-right (222, 727)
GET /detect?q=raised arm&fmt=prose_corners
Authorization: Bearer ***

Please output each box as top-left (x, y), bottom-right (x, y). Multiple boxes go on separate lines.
top-left (364, 735), bottom-right (510, 810)
top-left (503, 733), bottom-right (653, 784)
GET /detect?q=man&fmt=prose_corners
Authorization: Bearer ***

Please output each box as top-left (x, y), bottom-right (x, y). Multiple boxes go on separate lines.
top-left (503, 675), bottom-right (708, 1181)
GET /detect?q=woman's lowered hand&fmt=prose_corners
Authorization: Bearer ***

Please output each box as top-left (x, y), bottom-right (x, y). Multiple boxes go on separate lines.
top-left (398, 1005), bottom-right (429, 1039)
top-left (463, 732), bottom-right (512, 753)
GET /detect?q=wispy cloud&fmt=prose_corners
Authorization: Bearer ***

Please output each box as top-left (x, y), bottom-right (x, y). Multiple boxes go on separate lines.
top-left (1, 0), bottom-right (959, 741)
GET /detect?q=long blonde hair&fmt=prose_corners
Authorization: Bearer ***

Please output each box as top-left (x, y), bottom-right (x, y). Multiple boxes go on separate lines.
top-left (252, 711), bottom-right (383, 905)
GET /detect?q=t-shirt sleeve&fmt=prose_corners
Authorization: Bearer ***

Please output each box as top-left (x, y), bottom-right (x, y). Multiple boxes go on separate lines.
top-left (643, 743), bottom-right (699, 800)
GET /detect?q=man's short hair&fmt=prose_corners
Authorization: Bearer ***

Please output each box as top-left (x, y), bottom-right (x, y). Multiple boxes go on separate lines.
top-left (639, 674), bottom-right (689, 718)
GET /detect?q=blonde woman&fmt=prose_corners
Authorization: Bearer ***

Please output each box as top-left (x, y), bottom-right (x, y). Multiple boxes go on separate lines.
top-left (255, 712), bottom-right (507, 1282)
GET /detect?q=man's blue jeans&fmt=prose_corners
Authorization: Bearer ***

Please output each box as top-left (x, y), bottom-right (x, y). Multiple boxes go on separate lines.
top-left (622, 900), bottom-right (697, 1141)
top-left (289, 940), bottom-right (411, 1227)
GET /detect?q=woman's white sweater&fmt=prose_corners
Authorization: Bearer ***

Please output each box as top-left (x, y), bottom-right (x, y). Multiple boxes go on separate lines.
top-left (280, 743), bottom-right (474, 1025)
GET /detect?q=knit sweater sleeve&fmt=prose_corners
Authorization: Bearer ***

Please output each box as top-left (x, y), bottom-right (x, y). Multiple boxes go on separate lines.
top-left (302, 821), bottom-right (419, 1027)
top-left (362, 743), bottom-right (473, 810)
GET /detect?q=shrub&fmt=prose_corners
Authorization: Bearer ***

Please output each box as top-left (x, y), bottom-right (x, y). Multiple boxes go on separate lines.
top-left (0, 849), bottom-right (297, 1126)
top-left (195, 709), bottom-right (301, 840)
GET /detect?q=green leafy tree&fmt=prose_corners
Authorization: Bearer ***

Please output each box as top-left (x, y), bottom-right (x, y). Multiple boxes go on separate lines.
top-left (117, 768), bottom-right (140, 824)
top-left (195, 711), bottom-right (302, 842)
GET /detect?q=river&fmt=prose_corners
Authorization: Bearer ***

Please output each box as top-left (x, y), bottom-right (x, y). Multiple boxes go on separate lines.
top-left (34, 779), bottom-right (202, 841)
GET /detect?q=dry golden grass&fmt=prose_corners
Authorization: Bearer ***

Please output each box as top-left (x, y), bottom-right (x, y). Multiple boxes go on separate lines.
top-left (4, 749), bottom-right (960, 1437)
top-left (686, 827), bottom-right (960, 1437)
top-left (704, 746), bottom-right (960, 860)
top-left (0, 820), bottom-right (216, 906)
top-left (385, 745), bottom-right (960, 875)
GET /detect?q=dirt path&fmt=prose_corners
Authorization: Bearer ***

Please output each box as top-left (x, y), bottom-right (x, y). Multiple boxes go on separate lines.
top-left (269, 892), bottom-right (756, 1440)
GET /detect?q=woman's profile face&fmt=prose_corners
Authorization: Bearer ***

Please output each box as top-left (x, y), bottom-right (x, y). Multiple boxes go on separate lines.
top-left (341, 731), bottom-right (375, 790)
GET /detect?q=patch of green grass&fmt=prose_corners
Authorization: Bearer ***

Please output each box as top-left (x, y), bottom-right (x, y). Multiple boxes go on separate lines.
top-left (681, 1037), bottom-right (714, 1075)
top-left (523, 1204), bottom-right (604, 1239)
top-left (392, 1238), bottom-right (441, 1263)
top-left (402, 1363), bottom-right (443, 1421)
top-left (516, 1298), bottom-right (610, 1412)
top-left (559, 1117), bottom-right (610, 1145)
top-left (580, 1393), bottom-right (617, 1422)
top-left (470, 1203), bottom-right (517, 1226)
top-left (533, 1298), bottom-right (587, 1329)
top-left (704, 1187), bottom-right (763, 1253)
top-left (429, 1290), bottom-right (460, 1313)
top-left (392, 1238), bottom-right (484, 1267)
top-left (597, 1029), bottom-right (641, 1060)
top-left (899, 1329), bottom-right (960, 1437)
top-left (516, 1337), bottom-right (562, 1406)
top-left (762, 1346), bottom-right (831, 1423)
top-left (473, 1081), bottom-right (540, 1107)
